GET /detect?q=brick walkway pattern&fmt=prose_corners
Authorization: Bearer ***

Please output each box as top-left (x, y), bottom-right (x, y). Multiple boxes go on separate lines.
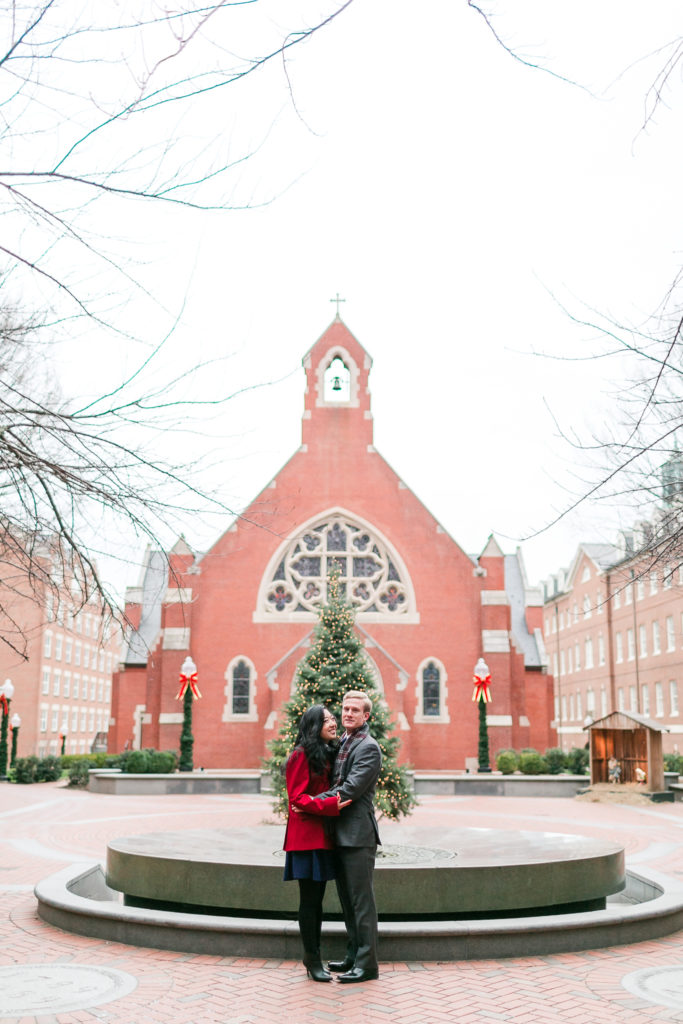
top-left (3, 782), bottom-right (683, 1023)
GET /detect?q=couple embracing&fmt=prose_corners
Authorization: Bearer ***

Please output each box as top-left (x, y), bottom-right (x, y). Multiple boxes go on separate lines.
top-left (283, 690), bottom-right (381, 984)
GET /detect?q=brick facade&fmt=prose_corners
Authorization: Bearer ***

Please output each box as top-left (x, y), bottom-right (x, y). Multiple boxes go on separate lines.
top-left (111, 319), bottom-right (556, 769)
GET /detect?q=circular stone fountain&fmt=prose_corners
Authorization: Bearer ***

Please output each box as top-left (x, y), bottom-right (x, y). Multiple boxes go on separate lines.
top-left (38, 822), bottom-right (683, 961)
top-left (106, 826), bottom-right (625, 919)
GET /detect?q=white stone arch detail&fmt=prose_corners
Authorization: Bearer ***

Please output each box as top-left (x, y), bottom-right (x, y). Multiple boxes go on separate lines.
top-left (414, 656), bottom-right (450, 724)
top-left (314, 345), bottom-right (360, 408)
top-left (254, 507), bottom-right (419, 624)
top-left (223, 655), bottom-right (258, 722)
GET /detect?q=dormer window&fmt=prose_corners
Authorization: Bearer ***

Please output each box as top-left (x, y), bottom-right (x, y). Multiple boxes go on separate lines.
top-left (324, 356), bottom-right (350, 403)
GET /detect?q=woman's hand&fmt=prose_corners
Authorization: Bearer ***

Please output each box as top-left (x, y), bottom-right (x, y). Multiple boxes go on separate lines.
top-left (337, 794), bottom-right (351, 809)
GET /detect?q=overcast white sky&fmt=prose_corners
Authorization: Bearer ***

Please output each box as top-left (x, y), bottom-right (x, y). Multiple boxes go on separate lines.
top-left (19, 1), bottom-right (683, 595)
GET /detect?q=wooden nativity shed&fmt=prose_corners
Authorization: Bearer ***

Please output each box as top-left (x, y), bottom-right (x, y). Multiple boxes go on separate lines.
top-left (584, 711), bottom-right (668, 792)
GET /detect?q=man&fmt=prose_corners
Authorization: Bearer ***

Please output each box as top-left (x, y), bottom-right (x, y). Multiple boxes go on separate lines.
top-left (324, 690), bottom-right (382, 983)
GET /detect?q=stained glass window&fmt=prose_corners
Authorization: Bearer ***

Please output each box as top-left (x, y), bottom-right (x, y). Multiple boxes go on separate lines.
top-left (262, 514), bottom-right (412, 617)
top-left (422, 662), bottom-right (440, 716)
top-left (232, 660), bottom-right (250, 715)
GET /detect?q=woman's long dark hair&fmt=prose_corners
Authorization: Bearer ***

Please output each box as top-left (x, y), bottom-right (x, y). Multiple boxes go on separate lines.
top-left (289, 704), bottom-right (335, 777)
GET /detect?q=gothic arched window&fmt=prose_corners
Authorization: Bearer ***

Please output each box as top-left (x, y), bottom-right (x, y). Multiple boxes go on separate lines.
top-left (223, 656), bottom-right (258, 722)
top-left (414, 657), bottom-right (449, 723)
top-left (256, 511), bottom-right (418, 623)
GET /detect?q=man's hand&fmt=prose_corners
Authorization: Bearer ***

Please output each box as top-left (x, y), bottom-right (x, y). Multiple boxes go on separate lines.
top-left (337, 794), bottom-right (352, 809)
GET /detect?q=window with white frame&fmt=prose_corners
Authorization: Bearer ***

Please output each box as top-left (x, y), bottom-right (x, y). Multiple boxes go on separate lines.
top-left (639, 624), bottom-right (647, 658)
top-left (637, 579), bottom-right (645, 600)
top-left (73, 674), bottom-right (80, 699)
top-left (584, 637), bottom-right (593, 669)
top-left (40, 706), bottom-right (48, 731)
top-left (625, 583), bottom-right (633, 605)
top-left (560, 649), bottom-right (566, 675)
top-left (670, 680), bottom-right (679, 716)
top-left (569, 694), bottom-right (575, 720)
top-left (44, 631), bottom-right (52, 658)
top-left (582, 566), bottom-right (591, 582)
top-left (600, 688), bottom-right (608, 716)
top-left (105, 682), bottom-right (110, 702)
top-left (666, 616), bottom-right (676, 651)
top-left (597, 593), bottom-right (604, 614)
top-left (53, 669), bottom-right (61, 697)
top-left (74, 643), bottom-right (81, 667)
top-left (629, 685), bottom-right (637, 712)
top-left (641, 684), bottom-right (650, 717)
top-left (650, 571), bottom-right (658, 595)
top-left (573, 603), bottom-right (579, 623)
top-left (664, 569), bottom-right (674, 589)
top-left (576, 692), bottom-right (583, 720)
top-left (83, 646), bottom-right (89, 668)
top-left (90, 679), bottom-right (96, 700)
top-left (106, 652), bottom-right (112, 673)
top-left (64, 638), bottom-right (72, 664)
top-left (54, 634), bottom-right (63, 660)
top-left (598, 633), bottom-right (605, 666)
top-left (617, 687), bottom-right (625, 711)
top-left (99, 650), bottom-right (105, 672)
top-left (560, 610), bottom-right (565, 629)
top-left (561, 695), bottom-right (567, 721)
top-left (89, 710), bottom-right (95, 731)
top-left (586, 688), bottom-right (595, 714)
top-left (51, 708), bottom-right (59, 731)
top-left (71, 708), bottom-right (78, 731)
top-left (552, 652), bottom-right (558, 677)
top-left (616, 632), bottom-right (623, 663)
top-left (614, 590), bottom-right (621, 609)
top-left (98, 680), bottom-right (104, 702)
top-left (223, 656), bottom-right (258, 721)
top-left (63, 672), bottom-right (71, 698)
top-left (627, 629), bottom-right (635, 660)
top-left (653, 620), bottom-right (661, 655)
top-left (41, 668), bottom-right (50, 695)
top-left (575, 642), bottom-right (581, 672)
top-left (414, 658), bottom-right (450, 723)
top-left (583, 595), bottom-right (591, 619)
top-left (567, 647), bottom-right (573, 673)
top-left (554, 696), bottom-right (559, 721)
top-left (81, 709), bottom-right (87, 731)
top-left (655, 682), bottom-right (665, 717)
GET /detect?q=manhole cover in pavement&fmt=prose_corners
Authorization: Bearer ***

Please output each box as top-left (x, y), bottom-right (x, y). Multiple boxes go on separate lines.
top-left (622, 966), bottom-right (683, 1009)
top-left (0, 964), bottom-right (137, 1017)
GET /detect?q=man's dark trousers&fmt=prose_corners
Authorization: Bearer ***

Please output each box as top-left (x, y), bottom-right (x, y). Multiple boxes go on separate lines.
top-left (334, 845), bottom-right (378, 973)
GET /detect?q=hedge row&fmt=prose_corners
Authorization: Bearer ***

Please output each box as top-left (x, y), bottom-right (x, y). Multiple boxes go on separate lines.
top-left (494, 746), bottom-right (590, 776)
top-left (11, 748), bottom-right (179, 785)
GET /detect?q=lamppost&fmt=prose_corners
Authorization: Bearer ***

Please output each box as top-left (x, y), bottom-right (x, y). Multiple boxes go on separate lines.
top-left (176, 656), bottom-right (201, 772)
top-left (10, 714), bottom-right (21, 769)
top-left (0, 678), bottom-right (15, 779)
top-left (59, 721), bottom-right (69, 757)
top-left (472, 657), bottom-right (492, 773)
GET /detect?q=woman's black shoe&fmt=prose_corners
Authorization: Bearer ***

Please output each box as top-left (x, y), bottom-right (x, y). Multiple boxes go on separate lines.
top-left (327, 957), bottom-right (354, 973)
top-left (304, 958), bottom-right (332, 982)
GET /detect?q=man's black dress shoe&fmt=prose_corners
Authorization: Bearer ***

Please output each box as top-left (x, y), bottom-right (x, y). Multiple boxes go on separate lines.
top-left (327, 958), bottom-right (354, 973)
top-left (337, 967), bottom-right (379, 984)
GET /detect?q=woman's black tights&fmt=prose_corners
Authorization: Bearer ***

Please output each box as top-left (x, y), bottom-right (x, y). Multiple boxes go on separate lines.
top-left (297, 879), bottom-right (326, 955)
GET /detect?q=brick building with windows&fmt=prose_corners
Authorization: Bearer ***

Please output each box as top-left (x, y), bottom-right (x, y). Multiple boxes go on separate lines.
top-left (0, 574), bottom-right (120, 759)
top-left (110, 318), bottom-right (555, 770)
top-left (543, 538), bottom-right (683, 754)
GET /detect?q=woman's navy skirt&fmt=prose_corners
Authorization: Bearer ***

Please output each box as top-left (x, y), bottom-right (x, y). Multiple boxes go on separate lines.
top-left (283, 849), bottom-right (336, 882)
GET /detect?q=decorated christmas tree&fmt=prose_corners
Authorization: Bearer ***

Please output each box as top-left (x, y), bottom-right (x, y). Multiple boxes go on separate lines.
top-left (264, 565), bottom-right (416, 820)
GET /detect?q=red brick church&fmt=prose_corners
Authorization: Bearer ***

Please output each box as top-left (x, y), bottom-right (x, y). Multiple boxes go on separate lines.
top-left (110, 318), bottom-right (556, 769)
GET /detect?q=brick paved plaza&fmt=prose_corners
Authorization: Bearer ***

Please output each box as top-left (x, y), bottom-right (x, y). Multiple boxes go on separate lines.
top-left (3, 782), bottom-right (683, 1023)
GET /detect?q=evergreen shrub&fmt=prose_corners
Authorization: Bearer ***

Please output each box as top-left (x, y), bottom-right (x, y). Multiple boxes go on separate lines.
top-left (495, 750), bottom-right (518, 774)
top-left (13, 756), bottom-right (38, 784)
top-left (566, 746), bottom-right (589, 775)
top-left (124, 749), bottom-right (151, 773)
top-left (544, 747), bottom-right (567, 775)
top-left (35, 755), bottom-right (62, 781)
top-left (68, 761), bottom-right (92, 787)
top-left (519, 751), bottom-right (547, 775)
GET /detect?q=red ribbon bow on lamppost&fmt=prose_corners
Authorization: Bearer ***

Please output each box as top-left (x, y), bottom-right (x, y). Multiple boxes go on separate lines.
top-left (472, 659), bottom-right (492, 703)
top-left (176, 660), bottom-right (202, 701)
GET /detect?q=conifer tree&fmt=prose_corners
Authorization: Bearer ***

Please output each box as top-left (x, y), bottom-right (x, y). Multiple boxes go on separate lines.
top-left (264, 565), bottom-right (416, 820)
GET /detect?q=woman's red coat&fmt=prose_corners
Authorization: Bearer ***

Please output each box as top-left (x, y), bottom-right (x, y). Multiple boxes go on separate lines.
top-left (283, 746), bottom-right (340, 851)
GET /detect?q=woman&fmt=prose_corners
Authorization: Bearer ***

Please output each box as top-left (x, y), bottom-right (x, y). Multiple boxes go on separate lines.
top-left (283, 705), bottom-right (350, 982)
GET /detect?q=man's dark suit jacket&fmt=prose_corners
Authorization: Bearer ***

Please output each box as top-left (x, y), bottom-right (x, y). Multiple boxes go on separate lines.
top-left (330, 727), bottom-right (382, 846)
